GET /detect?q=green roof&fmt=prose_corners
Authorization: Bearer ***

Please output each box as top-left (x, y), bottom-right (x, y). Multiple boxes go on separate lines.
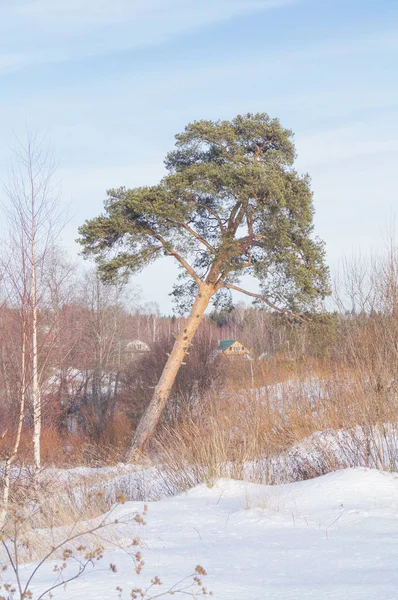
top-left (219, 340), bottom-right (236, 351)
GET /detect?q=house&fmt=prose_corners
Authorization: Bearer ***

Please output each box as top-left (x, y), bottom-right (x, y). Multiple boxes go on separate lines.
top-left (218, 340), bottom-right (251, 357)
top-left (124, 339), bottom-right (151, 359)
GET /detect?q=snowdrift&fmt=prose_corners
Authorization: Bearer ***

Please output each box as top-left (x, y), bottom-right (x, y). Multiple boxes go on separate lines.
top-left (14, 468), bottom-right (398, 600)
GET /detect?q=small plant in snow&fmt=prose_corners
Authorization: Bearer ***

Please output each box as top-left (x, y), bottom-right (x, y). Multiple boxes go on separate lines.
top-left (0, 490), bottom-right (212, 600)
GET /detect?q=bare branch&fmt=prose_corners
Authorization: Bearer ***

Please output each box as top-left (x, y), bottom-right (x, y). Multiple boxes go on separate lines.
top-left (172, 219), bottom-right (216, 254)
top-left (221, 283), bottom-right (303, 319)
top-left (194, 202), bottom-right (226, 233)
top-left (150, 231), bottom-right (203, 287)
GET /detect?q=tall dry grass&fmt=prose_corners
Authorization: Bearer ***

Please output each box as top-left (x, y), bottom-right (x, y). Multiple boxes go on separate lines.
top-left (151, 241), bottom-right (398, 487)
top-left (154, 358), bottom-right (398, 488)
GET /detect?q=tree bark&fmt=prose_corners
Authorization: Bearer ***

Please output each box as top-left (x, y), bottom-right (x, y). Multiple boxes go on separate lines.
top-left (125, 283), bottom-right (215, 460)
top-left (0, 327), bottom-right (26, 530)
top-left (31, 202), bottom-right (41, 472)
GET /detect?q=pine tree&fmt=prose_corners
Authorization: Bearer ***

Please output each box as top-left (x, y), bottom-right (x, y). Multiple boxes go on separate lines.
top-left (78, 113), bottom-right (330, 457)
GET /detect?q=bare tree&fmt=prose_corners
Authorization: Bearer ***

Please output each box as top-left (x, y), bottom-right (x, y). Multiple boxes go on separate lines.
top-left (2, 132), bottom-right (62, 471)
top-left (0, 245), bottom-right (28, 529)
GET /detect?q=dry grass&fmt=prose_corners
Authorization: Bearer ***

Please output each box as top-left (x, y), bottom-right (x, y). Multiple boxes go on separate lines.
top-left (0, 410), bottom-right (134, 468)
top-left (0, 465), bottom-right (150, 566)
top-left (153, 351), bottom-right (398, 489)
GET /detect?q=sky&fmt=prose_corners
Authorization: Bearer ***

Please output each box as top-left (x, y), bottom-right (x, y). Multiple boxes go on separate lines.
top-left (0, 0), bottom-right (397, 313)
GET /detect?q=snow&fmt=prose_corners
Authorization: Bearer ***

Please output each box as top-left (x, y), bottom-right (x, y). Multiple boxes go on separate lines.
top-left (252, 376), bottom-right (332, 405)
top-left (265, 424), bottom-right (398, 483)
top-left (9, 468), bottom-right (398, 599)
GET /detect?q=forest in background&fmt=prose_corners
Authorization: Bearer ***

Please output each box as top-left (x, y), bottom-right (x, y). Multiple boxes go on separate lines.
top-left (1, 246), bottom-right (397, 469)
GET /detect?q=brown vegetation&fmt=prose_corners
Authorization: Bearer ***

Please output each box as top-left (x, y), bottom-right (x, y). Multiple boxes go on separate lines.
top-left (0, 230), bottom-right (398, 490)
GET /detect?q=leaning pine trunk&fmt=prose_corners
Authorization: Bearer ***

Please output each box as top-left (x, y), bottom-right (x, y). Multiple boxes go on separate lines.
top-left (125, 283), bottom-right (214, 460)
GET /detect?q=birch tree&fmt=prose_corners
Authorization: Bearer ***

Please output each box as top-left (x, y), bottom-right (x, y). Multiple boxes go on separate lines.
top-left (78, 113), bottom-right (330, 457)
top-left (0, 211), bottom-right (31, 527)
top-left (2, 133), bottom-right (61, 471)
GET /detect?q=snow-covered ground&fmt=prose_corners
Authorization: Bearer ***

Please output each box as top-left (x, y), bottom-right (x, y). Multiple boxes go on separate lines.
top-left (11, 468), bottom-right (398, 600)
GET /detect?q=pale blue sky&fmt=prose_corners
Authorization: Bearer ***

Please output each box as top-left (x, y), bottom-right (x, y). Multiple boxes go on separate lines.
top-left (1, 0), bottom-right (397, 312)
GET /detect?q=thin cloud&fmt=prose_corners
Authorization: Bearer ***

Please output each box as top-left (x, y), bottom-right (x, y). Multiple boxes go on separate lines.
top-left (1, 0), bottom-right (300, 74)
top-left (296, 123), bottom-right (398, 168)
top-left (0, 53), bottom-right (27, 74)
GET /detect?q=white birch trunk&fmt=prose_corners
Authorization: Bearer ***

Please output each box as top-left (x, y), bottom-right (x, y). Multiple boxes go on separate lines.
top-left (0, 328), bottom-right (27, 530)
top-left (31, 191), bottom-right (41, 472)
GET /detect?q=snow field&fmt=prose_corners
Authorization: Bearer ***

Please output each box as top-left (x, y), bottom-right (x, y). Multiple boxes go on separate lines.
top-left (15, 468), bottom-right (398, 600)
